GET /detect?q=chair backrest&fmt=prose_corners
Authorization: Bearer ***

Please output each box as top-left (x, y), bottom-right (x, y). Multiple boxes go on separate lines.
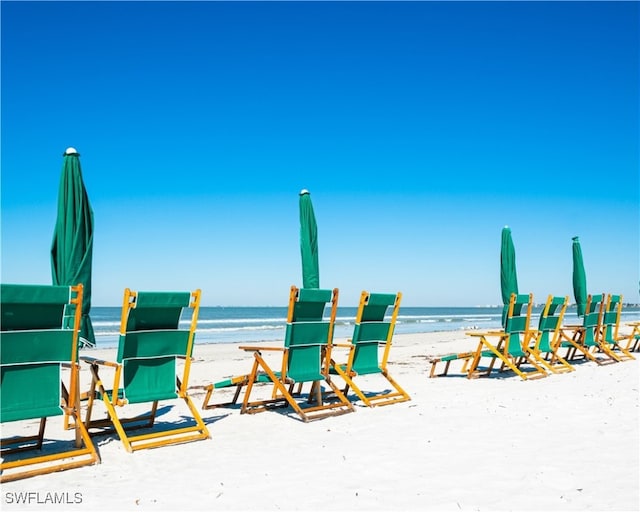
top-left (582, 293), bottom-right (605, 347)
top-left (601, 294), bottom-right (623, 344)
top-left (283, 286), bottom-right (338, 382)
top-left (504, 293), bottom-right (533, 356)
top-left (1, 284), bottom-right (82, 422)
top-left (537, 295), bottom-right (568, 352)
top-left (350, 291), bottom-right (401, 374)
top-left (117, 289), bottom-right (200, 404)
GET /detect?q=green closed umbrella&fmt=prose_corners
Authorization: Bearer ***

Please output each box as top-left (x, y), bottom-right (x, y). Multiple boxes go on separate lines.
top-left (500, 226), bottom-right (519, 326)
top-left (299, 189), bottom-right (319, 289)
top-left (572, 236), bottom-right (587, 317)
top-left (51, 147), bottom-right (95, 347)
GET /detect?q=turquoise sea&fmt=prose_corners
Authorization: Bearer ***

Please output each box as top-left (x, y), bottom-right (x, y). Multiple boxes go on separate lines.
top-left (88, 304), bottom-right (640, 349)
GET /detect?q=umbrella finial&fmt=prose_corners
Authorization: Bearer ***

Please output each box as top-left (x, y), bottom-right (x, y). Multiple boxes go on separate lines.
top-left (64, 147), bottom-right (79, 156)
top-left (572, 236), bottom-right (579, 241)
top-left (300, 189), bottom-right (310, 196)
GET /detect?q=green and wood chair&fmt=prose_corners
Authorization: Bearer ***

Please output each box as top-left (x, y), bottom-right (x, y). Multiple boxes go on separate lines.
top-left (82, 288), bottom-right (210, 452)
top-left (1, 284), bottom-right (99, 482)
top-left (559, 293), bottom-right (618, 365)
top-left (527, 295), bottom-right (574, 374)
top-left (465, 293), bottom-right (547, 380)
top-left (600, 294), bottom-right (635, 361)
top-left (330, 291), bottom-right (410, 406)
top-left (238, 286), bottom-right (354, 422)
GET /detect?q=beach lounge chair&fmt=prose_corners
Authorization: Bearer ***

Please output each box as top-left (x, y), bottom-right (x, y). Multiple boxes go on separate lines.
top-left (600, 294), bottom-right (635, 361)
top-left (238, 286), bottom-right (354, 422)
top-left (1, 284), bottom-right (99, 482)
top-left (427, 351), bottom-right (476, 378)
top-left (82, 288), bottom-right (210, 452)
top-left (330, 291), bottom-right (410, 406)
top-left (559, 293), bottom-right (618, 365)
top-left (527, 295), bottom-right (574, 374)
top-left (465, 293), bottom-right (547, 380)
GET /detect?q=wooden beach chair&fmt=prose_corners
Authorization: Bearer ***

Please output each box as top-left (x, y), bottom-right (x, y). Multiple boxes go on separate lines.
top-left (559, 293), bottom-right (618, 365)
top-left (427, 351), bottom-right (476, 378)
top-left (82, 288), bottom-right (210, 452)
top-left (465, 293), bottom-right (547, 380)
top-left (527, 295), bottom-right (574, 374)
top-left (600, 294), bottom-right (635, 361)
top-left (238, 286), bottom-right (354, 422)
top-left (330, 291), bottom-right (410, 406)
top-left (1, 284), bottom-right (99, 482)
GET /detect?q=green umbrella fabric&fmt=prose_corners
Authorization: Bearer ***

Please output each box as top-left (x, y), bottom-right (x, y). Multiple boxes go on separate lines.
top-left (51, 148), bottom-right (96, 347)
top-left (572, 236), bottom-right (587, 317)
top-left (299, 189), bottom-right (319, 289)
top-left (500, 226), bottom-right (519, 326)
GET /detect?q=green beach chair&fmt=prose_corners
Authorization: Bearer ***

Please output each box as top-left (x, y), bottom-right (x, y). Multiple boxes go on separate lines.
top-left (1, 284), bottom-right (99, 482)
top-left (559, 293), bottom-right (617, 365)
top-left (330, 291), bottom-right (410, 406)
top-left (528, 295), bottom-right (574, 374)
top-left (82, 288), bottom-right (210, 452)
top-left (600, 294), bottom-right (635, 361)
top-left (238, 286), bottom-right (354, 422)
top-left (466, 293), bottom-right (547, 380)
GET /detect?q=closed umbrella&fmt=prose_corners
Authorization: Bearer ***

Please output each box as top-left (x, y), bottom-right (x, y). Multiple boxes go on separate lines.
top-left (51, 147), bottom-right (95, 347)
top-left (299, 189), bottom-right (319, 289)
top-left (572, 236), bottom-right (587, 317)
top-left (500, 226), bottom-right (519, 326)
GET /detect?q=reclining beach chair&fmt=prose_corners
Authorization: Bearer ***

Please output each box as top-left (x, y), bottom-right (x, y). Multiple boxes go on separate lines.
top-left (600, 294), bottom-right (635, 361)
top-left (238, 286), bottom-right (354, 422)
top-left (82, 288), bottom-right (209, 452)
top-left (465, 293), bottom-right (547, 380)
top-left (527, 295), bottom-right (574, 374)
top-left (1, 284), bottom-right (99, 482)
top-left (330, 291), bottom-right (410, 406)
top-left (559, 293), bottom-right (618, 365)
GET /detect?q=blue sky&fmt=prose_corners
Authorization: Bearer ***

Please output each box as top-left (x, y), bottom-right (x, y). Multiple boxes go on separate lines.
top-left (1, 1), bottom-right (638, 307)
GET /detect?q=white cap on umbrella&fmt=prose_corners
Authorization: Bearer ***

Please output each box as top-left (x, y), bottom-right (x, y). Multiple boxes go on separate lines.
top-left (64, 147), bottom-right (79, 155)
top-left (300, 189), bottom-right (310, 195)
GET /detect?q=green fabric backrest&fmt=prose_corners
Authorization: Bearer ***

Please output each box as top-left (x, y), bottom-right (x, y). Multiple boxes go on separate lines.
top-left (504, 295), bottom-right (530, 356)
top-left (124, 291), bottom-right (191, 331)
top-left (283, 288), bottom-right (333, 382)
top-left (359, 293), bottom-right (396, 322)
top-left (537, 296), bottom-right (565, 352)
top-left (582, 295), bottom-right (603, 347)
top-left (291, 288), bottom-right (332, 322)
top-left (122, 357), bottom-right (178, 404)
top-left (1, 284), bottom-right (70, 330)
top-left (117, 291), bottom-right (192, 402)
top-left (1, 364), bottom-right (64, 422)
top-left (602, 295), bottom-right (622, 343)
top-left (0, 284), bottom-right (76, 423)
top-left (287, 345), bottom-right (324, 383)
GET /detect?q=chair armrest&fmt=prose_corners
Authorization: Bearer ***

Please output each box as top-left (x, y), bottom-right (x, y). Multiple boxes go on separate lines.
top-left (80, 355), bottom-right (119, 368)
top-left (466, 330), bottom-right (506, 337)
top-left (239, 345), bottom-right (284, 352)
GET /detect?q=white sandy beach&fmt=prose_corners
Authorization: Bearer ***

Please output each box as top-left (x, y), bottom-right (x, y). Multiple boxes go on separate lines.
top-left (1, 329), bottom-right (639, 512)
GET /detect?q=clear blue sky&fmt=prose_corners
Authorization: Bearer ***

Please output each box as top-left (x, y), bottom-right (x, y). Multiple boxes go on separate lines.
top-left (2, 1), bottom-right (638, 307)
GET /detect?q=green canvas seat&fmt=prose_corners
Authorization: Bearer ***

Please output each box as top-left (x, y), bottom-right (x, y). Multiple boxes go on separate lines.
top-left (82, 288), bottom-right (209, 452)
top-left (600, 294), bottom-right (635, 361)
top-left (528, 295), bottom-right (574, 373)
top-left (559, 293), bottom-right (618, 365)
top-left (236, 286), bottom-right (354, 422)
top-left (330, 291), bottom-right (410, 406)
top-left (465, 293), bottom-right (547, 380)
top-left (1, 284), bottom-right (99, 482)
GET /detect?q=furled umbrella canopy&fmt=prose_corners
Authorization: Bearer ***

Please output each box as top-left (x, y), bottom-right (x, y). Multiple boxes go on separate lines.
top-left (500, 226), bottom-right (519, 326)
top-left (51, 148), bottom-right (95, 347)
top-left (299, 189), bottom-right (319, 289)
top-left (572, 236), bottom-right (587, 317)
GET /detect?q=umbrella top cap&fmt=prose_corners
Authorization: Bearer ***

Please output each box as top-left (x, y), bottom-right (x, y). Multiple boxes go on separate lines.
top-left (572, 236), bottom-right (580, 242)
top-left (299, 189), bottom-right (310, 196)
top-left (64, 147), bottom-right (79, 156)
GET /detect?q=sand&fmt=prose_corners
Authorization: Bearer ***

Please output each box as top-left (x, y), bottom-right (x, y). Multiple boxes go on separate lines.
top-left (1, 328), bottom-right (639, 511)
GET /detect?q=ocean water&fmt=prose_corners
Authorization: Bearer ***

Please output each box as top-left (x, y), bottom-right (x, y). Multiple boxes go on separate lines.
top-left (88, 304), bottom-right (640, 349)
